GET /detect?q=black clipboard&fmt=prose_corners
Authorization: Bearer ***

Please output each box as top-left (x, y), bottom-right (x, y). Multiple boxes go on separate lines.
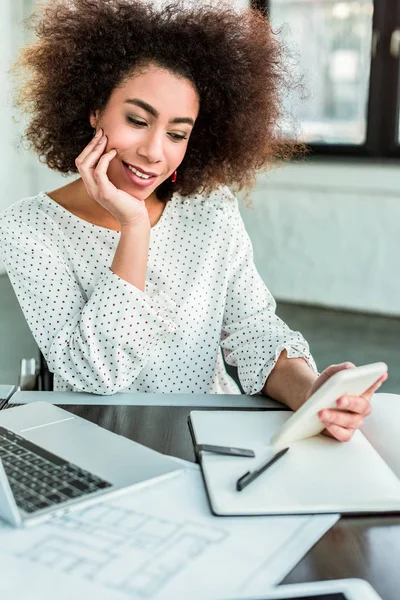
top-left (188, 413), bottom-right (222, 516)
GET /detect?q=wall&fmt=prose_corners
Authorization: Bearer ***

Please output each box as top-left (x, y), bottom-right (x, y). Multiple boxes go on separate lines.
top-left (0, 0), bottom-right (31, 214)
top-left (239, 161), bottom-right (400, 316)
top-left (0, 0), bottom-right (53, 215)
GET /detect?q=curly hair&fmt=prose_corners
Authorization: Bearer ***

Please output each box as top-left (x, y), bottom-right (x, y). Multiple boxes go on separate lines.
top-left (12, 0), bottom-right (299, 201)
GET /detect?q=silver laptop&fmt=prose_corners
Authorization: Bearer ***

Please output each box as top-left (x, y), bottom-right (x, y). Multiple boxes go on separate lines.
top-left (0, 401), bottom-right (183, 527)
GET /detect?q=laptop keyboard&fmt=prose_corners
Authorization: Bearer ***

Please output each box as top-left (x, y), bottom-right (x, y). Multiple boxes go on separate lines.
top-left (0, 426), bottom-right (112, 514)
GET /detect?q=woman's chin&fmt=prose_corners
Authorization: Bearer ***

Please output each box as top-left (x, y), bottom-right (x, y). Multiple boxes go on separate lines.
top-left (120, 181), bottom-right (157, 201)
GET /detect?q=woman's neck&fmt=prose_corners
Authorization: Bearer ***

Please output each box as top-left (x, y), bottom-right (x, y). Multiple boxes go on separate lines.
top-left (47, 178), bottom-right (164, 231)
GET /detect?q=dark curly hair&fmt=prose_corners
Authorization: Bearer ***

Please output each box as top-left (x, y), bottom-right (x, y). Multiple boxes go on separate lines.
top-left (12, 0), bottom-right (299, 201)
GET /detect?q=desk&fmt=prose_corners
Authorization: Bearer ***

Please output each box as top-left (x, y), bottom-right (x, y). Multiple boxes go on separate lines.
top-left (7, 390), bottom-right (284, 408)
top-left (6, 400), bottom-right (400, 600)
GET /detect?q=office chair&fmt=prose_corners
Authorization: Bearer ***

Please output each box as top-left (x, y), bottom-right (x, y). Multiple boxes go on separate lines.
top-left (39, 351), bottom-right (54, 391)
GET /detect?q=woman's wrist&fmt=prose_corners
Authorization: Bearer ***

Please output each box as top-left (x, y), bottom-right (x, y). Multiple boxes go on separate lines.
top-left (262, 351), bottom-right (318, 411)
top-left (111, 221), bottom-right (151, 291)
top-left (120, 217), bottom-right (151, 234)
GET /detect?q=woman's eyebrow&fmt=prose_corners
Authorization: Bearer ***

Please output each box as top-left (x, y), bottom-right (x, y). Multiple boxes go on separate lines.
top-left (124, 98), bottom-right (194, 126)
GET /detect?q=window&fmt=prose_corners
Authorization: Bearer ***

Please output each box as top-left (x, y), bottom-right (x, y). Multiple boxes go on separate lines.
top-left (252, 0), bottom-right (400, 157)
top-left (233, 0), bottom-right (253, 8)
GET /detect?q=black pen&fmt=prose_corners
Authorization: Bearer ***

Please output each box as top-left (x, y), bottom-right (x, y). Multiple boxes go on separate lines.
top-left (236, 447), bottom-right (289, 492)
top-left (197, 444), bottom-right (255, 458)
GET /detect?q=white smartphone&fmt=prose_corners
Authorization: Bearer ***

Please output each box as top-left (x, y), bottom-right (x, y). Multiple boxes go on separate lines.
top-left (270, 362), bottom-right (388, 449)
top-left (219, 578), bottom-right (383, 600)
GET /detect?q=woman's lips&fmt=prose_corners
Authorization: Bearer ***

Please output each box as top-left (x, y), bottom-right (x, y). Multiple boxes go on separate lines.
top-left (126, 163), bottom-right (158, 176)
top-left (122, 161), bottom-right (158, 188)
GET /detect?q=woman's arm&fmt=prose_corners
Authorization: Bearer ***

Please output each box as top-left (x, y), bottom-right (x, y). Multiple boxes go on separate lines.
top-left (219, 191), bottom-right (387, 441)
top-left (263, 351), bottom-right (387, 441)
top-left (111, 222), bottom-right (150, 291)
top-left (262, 350), bottom-right (317, 411)
top-left (220, 192), bottom-right (317, 396)
top-left (0, 215), bottom-right (177, 395)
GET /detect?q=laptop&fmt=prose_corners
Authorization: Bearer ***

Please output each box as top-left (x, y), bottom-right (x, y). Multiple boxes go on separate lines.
top-left (0, 401), bottom-right (183, 527)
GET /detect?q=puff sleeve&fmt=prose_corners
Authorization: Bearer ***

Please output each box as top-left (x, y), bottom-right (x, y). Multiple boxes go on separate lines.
top-left (0, 219), bottom-right (177, 395)
top-left (220, 199), bottom-right (317, 395)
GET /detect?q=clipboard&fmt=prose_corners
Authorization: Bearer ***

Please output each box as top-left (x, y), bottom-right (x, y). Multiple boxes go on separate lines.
top-left (188, 413), bottom-right (228, 518)
top-left (188, 409), bottom-right (400, 517)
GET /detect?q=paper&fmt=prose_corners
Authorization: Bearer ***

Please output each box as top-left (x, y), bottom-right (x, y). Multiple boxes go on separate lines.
top-left (362, 393), bottom-right (400, 478)
top-left (0, 468), bottom-right (337, 600)
top-left (191, 410), bottom-right (400, 515)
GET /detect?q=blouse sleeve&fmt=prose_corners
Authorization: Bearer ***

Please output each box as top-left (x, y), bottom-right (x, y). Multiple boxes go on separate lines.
top-left (220, 198), bottom-right (317, 395)
top-left (0, 219), bottom-right (177, 395)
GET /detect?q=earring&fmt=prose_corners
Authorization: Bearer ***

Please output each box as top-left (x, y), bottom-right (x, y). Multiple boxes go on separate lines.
top-left (171, 170), bottom-right (177, 183)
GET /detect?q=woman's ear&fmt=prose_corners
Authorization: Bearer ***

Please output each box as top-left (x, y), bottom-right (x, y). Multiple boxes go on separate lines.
top-left (89, 109), bottom-right (99, 130)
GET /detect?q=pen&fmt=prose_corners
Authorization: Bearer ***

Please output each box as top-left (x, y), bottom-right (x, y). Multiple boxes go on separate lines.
top-left (236, 447), bottom-right (289, 492)
top-left (197, 444), bottom-right (255, 458)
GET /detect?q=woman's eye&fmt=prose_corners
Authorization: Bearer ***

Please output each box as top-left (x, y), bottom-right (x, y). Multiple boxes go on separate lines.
top-left (127, 117), bottom-right (147, 127)
top-left (169, 133), bottom-right (187, 141)
top-left (127, 117), bottom-right (187, 141)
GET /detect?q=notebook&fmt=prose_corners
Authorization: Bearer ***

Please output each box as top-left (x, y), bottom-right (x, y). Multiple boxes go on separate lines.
top-left (188, 395), bottom-right (400, 516)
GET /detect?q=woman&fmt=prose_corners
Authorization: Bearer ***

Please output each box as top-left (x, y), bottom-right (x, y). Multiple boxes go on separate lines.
top-left (0, 0), bottom-right (386, 441)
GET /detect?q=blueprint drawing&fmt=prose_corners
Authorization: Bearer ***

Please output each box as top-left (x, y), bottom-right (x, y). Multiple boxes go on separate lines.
top-left (0, 469), bottom-right (338, 600)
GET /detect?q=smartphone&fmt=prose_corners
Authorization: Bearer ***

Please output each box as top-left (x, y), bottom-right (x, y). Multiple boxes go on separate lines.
top-left (218, 578), bottom-right (383, 600)
top-left (270, 362), bottom-right (388, 449)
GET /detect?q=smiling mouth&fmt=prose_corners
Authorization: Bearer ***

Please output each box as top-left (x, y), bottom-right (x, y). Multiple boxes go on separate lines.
top-left (122, 161), bottom-right (158, 179)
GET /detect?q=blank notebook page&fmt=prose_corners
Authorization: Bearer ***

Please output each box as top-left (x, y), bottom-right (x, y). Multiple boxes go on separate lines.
top-left (190, 410), bottom-right (400, 515)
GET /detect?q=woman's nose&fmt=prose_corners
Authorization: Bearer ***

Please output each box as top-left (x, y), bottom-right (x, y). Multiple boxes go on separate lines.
top-left (137, 130), bottom-right (164, 163)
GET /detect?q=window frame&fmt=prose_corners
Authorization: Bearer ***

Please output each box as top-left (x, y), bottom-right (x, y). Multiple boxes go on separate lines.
top-left (251, 0), bottom-right (400, 158)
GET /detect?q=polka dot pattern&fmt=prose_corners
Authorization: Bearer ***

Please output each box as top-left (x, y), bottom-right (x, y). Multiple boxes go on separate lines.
top-left (0, 186), bottom-right (316, 395)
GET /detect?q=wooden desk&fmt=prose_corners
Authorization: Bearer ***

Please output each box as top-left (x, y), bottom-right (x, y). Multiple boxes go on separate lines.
top-left (7, 402), bottom-right (400, 600)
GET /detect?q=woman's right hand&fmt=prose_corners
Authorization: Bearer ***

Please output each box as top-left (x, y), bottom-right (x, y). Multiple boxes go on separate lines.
top-left (75, 128), bottom-right (150, 228)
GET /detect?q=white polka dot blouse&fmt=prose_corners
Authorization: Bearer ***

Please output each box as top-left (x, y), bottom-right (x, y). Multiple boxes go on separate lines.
top-left (0, 186), bottom-right (316, 395)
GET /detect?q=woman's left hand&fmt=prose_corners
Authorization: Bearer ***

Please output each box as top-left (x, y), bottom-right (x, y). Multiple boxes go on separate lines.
top-left (305, 362), bottom-right (388, 442)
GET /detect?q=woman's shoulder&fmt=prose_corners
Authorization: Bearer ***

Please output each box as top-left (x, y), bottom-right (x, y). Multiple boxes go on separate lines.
top-left (0, 192), bottom-right (49, 232)
top-left (175, 185), bottom-right (239, 214)
top-left (170, 186), bottom-right (244, 240)
top-left (0, 192), bottom-right (68, 255)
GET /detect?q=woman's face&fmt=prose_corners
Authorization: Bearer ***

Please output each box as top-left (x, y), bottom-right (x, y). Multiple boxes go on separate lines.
top-left (91, 65), bottom-right (200, 201)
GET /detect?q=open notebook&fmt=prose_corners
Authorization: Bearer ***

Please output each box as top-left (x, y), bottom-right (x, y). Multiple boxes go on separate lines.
top-left (188, 393), bottom-right (400, 516)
